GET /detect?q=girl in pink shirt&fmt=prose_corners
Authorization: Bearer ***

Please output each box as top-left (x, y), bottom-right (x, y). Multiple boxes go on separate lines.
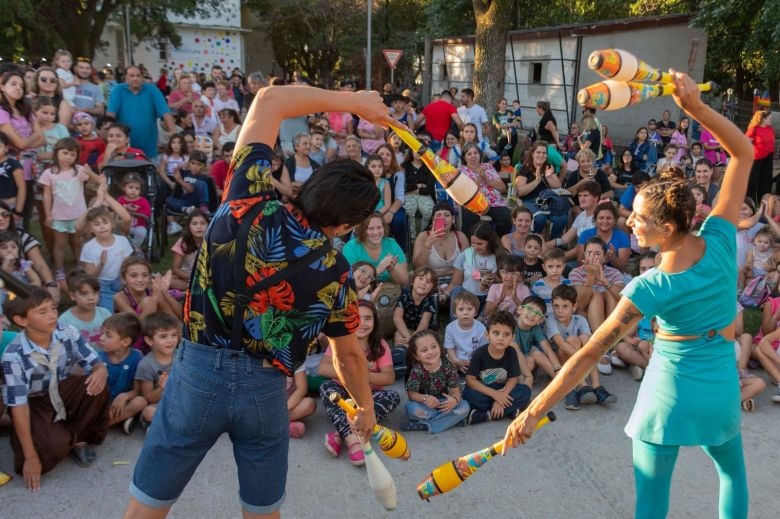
top-left (38, 137), bottom-right (102, 284)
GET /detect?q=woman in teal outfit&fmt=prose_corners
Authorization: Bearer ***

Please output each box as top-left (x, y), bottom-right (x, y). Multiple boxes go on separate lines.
top-left (503, 71), bottom-right (754, 519)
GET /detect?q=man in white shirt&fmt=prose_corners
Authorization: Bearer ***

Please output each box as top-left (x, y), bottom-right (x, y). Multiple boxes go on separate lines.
top-left (191, 99), bottom-right (217, 137)
top-left (457, 87), bottom-right (490, 144)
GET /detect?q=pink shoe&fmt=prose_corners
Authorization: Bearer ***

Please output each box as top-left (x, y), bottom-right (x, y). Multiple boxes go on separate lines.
top-left (347, 442), bottom-right (365, 466)
top-left (324, 432), bottom-right (342, 457)
top-left (289, 421), bottom-right (305, 438)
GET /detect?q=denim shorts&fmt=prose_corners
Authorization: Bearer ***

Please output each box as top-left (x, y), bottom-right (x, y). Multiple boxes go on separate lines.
top-left (130, 340), bottom-right (289, 514)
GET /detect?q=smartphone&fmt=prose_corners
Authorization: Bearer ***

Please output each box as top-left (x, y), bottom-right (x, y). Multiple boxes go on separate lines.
top-left (433, 215), bottom-right (446, 234)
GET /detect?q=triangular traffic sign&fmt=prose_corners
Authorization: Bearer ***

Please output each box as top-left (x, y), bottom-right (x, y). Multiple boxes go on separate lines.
top-left (383, 49), bottom-right (403, 69)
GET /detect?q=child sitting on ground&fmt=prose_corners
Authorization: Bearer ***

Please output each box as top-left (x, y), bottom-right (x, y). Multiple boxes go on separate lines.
top-left (744, 226), bottom-right (774, 287)
top-left (545, 284), bottom-right (616, 409)
top-left (513, 295), bottom-right (561, 381)
top-left (393, 267), bottom-right (438, 378)
top-left (614, 252), bottom-right (657, 381)
top-left (98, 313), bottom-right (147, 434)
top-left (170, 210), bottom-right (209, 291)
top-left (0, 232), bottom-right (41, 286)
top-left (319, 301), bottom-right (400, 466)
top-left (484, 255), bottom-right (531, 317)
top-left (117, 173), bottom-right (152, 249)
top-left (444, 291), bottom-right (487, 376)
top-left (287, 365), bottom-right (316, 439)
top-left (520, 234), bottom-right (545, 285)
top-left (464, 310), bottom-right (533, 424)
top-left (79, 205), bottom-right (135, 310)
top-left (1, 289), bottom-right (109, 489)
top-left (403, 330), bottom-right (469, 433)
top-left (531, 248), bottom-right (572, 316)
top-left (58, 272), bottom-right (112, 350)
top-left (352, 261), bottom-right (383, 303)
top-left (136, 312), bottom-right (180, 429)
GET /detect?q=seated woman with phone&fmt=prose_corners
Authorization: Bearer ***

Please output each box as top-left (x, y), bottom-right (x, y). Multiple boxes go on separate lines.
top-left (343, 212), bottom-right (409, 287)
top-left (412, 202), bottom-right (469, 295)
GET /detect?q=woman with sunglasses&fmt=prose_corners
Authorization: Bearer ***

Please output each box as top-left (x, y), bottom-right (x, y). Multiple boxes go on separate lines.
top-left (0, 201), bottom-right (58, 301)
top-left (29, 66), bottom-right (71, 125)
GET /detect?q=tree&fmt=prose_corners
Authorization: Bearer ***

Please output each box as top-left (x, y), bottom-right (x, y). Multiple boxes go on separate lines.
top-left (471, 0), bottom-right (514, 140)
top-left (0, 1), bottom-right (218, 63)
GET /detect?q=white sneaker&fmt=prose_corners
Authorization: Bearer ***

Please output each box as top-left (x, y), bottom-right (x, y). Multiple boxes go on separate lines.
top-left (183, 206), bottom-right (196, 215)
top-left (630, 365), bottom-right (644, 381)
top-left (597, 355), bottom-right (612, 375)
top-left (166, 221), bottom-right (183, 235)
top-left (609, 352), bottom-right (626, 368)
top-left (772, 390), bottom-right (780, 403)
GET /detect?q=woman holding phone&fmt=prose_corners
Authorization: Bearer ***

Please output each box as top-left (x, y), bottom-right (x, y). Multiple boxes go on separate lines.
top-left (412, 202), bottom-right (469, 294)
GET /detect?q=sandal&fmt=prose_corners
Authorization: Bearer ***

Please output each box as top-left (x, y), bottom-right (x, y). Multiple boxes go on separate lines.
top-left (346, 441), bottom-right (365, 466)
top-left (324, 432), bottom-right (342, 457)
top-left (741, 399), bottom-right (756, 412)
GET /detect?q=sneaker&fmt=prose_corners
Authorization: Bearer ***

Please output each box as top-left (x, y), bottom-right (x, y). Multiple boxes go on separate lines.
top-left (400, 420), bottom-right (429, 432)
top-left (71, 445), bottom-right (92, 467)
top-left (594, 386), bottom-right (617, 404)
top-left (123, 416), bottom-right (136, 435)
top-left (166, 221), bottom-right (183, 234)
top-left (182, 206), bottom-right (196, 215)
top-left (578, 385), bottom-right (597, 405)
top-left (772, 390), bottom-right (780, 404)
top-left (609, 352), bottom-right (626, 368)
top-left (467, 409), bottom-right (490, 425)
top-left (597, 356), bottom-right (613, 375)
top-left (324, 432), bottom-right (342, 457)
top-left (630, 365), bottom-right (645, 381)
top-left (564, 389), bottom-right (581, 410)
top-left (289, 421), bottom-right (305, 438)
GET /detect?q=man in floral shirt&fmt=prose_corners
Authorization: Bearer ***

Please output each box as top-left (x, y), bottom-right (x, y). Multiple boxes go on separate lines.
top-left (125, 86), bottom-right (394, 518)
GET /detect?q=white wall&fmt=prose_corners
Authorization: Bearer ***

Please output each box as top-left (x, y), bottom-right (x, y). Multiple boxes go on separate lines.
top-left (431, 22), bottom-right (708, 147)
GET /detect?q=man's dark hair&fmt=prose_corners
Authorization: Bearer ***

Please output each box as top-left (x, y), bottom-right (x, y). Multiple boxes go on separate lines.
top-left (487, 310), bottom-right (516, 331)
top-left (103, 312), bottom-right (142, 343)
top-left (440, 90), bottom-right (452, 99)
top-left (4, 288), bottom-right (55, 325)
top-left (292, 159), bottom-right (379, 228)
top-left (221, 141), bottom-right (236, 154)
top-left (461, 88), bottom-right (474, 100)
top-left (551, 284), bottom-right (578, 305)
top-left (142, 312), bottom-right (181, 338)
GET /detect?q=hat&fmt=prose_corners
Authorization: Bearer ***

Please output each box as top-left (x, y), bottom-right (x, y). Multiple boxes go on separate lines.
top-left (72, 112), bottom-right (92, 125)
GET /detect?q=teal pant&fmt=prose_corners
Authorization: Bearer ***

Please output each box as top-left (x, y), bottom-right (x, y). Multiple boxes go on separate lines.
top-left (632, 433), bottom-right (748, 519)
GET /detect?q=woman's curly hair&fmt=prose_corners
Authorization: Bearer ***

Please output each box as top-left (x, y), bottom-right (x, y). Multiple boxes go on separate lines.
top-left (637, 176), bottom-right (696, 234)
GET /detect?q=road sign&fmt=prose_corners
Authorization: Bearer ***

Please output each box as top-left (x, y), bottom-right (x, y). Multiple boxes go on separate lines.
top-left (383, 49), bottom-right (403, 70)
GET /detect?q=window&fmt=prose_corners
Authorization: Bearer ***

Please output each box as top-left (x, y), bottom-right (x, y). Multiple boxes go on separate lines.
top-left (440, 63), bottom-right (448, 80)
top-left (158, 40), bottom-right (168, 61)
top-left (531, 62), bottom-right (542, 84)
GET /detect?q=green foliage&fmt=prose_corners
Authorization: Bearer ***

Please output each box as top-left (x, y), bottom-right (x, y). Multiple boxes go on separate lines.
top-left (0, 1), bottom-right (219, 62)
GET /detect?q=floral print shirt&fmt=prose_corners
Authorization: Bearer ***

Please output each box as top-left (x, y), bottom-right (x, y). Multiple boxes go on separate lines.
top-left (405, 358), bottom-right (460, 398)
top-left (183, 143), bottom-right (359, 376)
top-left (459, 162), bottom-right (507, 207)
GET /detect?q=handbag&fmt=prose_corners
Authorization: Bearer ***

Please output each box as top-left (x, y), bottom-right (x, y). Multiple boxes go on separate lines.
top-left (536, 188), bottom-right (571, 216)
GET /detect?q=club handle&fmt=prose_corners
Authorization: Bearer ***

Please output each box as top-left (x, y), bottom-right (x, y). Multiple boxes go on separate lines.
top-left (330, 392), bottom-right (359, 417)
top-left (491, 411), bottom-right (557, 452)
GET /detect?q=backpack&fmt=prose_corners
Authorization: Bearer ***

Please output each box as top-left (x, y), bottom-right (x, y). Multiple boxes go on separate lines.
top-left (739, 275), bottom-right (770, 308)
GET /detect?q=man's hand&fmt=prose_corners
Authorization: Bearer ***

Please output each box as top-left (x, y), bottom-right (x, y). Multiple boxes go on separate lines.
top-left (23, 455), bottom-right (42, 492)
top-left (349, 405), bottom-right (377, 442)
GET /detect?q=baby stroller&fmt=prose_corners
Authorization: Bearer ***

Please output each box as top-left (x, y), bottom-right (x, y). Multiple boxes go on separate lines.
top-left (102, 156), bottom-right (162, 262)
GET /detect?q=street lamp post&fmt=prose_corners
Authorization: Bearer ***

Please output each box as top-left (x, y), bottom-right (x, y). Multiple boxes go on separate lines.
top-left (366, 1), bottom-right (372, 90)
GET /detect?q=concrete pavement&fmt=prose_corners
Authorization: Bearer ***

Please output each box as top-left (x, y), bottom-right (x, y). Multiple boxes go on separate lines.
top-left (2, 369), bottom-right (778, 518)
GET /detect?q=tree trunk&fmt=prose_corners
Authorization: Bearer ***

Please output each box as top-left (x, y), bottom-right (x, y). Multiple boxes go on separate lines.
top-left (472, 0), bottom-right (513, 143)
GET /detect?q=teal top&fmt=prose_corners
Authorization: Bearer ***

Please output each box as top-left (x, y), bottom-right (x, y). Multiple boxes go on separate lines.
top-left (375, 178), bottom-right (389, 211)
top-left (621, 216), bottom-right (740, 446)
top-left (342, 237), bottom-right (407, 283)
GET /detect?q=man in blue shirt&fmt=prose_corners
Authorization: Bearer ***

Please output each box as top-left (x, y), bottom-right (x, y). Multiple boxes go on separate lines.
top-left (107, 66), bottom-right (175, 159)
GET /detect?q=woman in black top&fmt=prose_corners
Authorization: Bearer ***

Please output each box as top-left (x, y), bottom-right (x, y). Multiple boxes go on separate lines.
top-left (514, 141), bottom-right (568, 238)
top-left (536, 101), bottom-right (559, 148)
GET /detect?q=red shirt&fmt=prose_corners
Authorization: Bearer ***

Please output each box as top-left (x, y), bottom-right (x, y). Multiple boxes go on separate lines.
top-left (168, 89), bottom-right (201, 114)
top-left (422, 100), bottom-right (457, 141)
top-left (747, 125), bottom-right (776, 160)
top-left (210, 159), bottom-right (229, 190)
top-left (76, 134), bottom-right (106, 169)
top-left (118, 195), bottom-right (152, 228)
